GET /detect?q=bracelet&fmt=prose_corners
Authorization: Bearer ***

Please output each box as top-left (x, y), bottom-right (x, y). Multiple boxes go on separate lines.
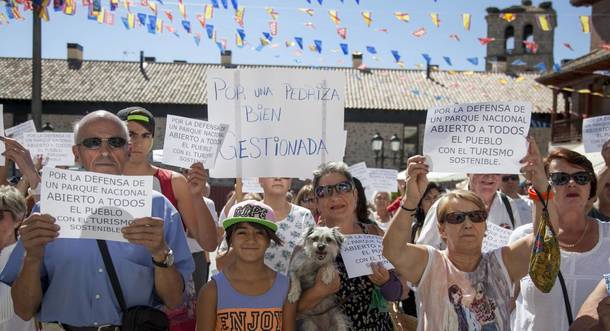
top-left (528, 187), bottom-right (554, 201)
top-left (400, 202), bottom-right (417, 212)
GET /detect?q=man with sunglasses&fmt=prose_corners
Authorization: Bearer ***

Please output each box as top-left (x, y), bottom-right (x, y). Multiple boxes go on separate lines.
top-left (500, 174), bottom-right (533, 225)
top-left (0, 111), bottom-right (194, 331)
top-left (416, 172), bottom-right (523, 250)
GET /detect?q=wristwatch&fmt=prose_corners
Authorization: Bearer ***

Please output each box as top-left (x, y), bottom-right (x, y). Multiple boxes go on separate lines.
top-left (152, 249), bottom-right (174, 268)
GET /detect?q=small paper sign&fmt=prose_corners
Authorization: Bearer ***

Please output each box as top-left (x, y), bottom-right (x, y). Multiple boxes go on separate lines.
top-left (40, 167), bottom-right (153, 242)
top-left (162, 114), bottom-right (229, 169)
top-left (5, 120), bottom-right (36, 144)
top-left (583, 115), bottom-right (610, 153)
top-left (242, 177), bottom-right (264, 193)
top-left (340, 234), bottom-right (394, 278)
top-left (348, 162), bottom-right (371, 188)
top-left (367, 168), bottom-right (398, 193)
top-left (482, 222), bottom-right (513, 253)
top-left (24, 132), bottom-right (74, 167)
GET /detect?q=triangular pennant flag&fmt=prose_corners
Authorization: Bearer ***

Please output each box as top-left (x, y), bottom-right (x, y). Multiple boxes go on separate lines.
top-left (478, 37), bottom-right (495, 45)
top-left (337, 27), bottom-right (346, 39)
top-left (538, 15), bottom-right (551, 31)
top-left (211, 0), bottom-right (218, 8)
top-left (260, 36), bottom-right (270, 46)
top-left (121, 16), bottom-right (129, 29)
top-left (443, 56), bottom-right (452, 66)
top-left (262, 32), bottom-right (273, 42)
top-left (580, 16), bottom-right (590, 33)
top-left (127, 12), bottom-right (134, 28)
top-left (97, 8), bottom-right (104, 23)
top-left (511, 59), bottom-right (526, 66)
top-left (63, 0), bottom-right (76, 15)
top-left (412, 27), bottom-right (426, 38)
top-left (194, 34), bottom-right (201, 46)
top-left (304, 22), bottom-right (315, 29)
top-left (467, 57), bottom-right (479, 65)
top-left (269, 20), bottom-right (278, 36)
top-left (314, 39), bottom-right (322, 53)
top-left (105, 11), bottom-right (114, 24)
top-left (164, 10), bottom-right (172, 21)
top-left (137, 12), bottom-right (146, 26)
top-left (234, 6), bottom-right (244, 27)
top-left (501, 13), bottom-right (516, 22)
top-left (53, 0), bottom-right (64, 13)
top-left (220, 0), bottom-right (227, 9)
top-left (523, 40), bottom-right (539, 53)
top-left (328, 9), bottom-right (340, 25)
top-left (230, 0), bottom-right (237, 11)
top-left (430, 12), bottom-right (439, 27)
top-left (266, 7), bottom-right (278, 20)
top-left (123, 0), bottom-right (130, 12)
top-left (340, 43), bottom-right (348, 55)
top-left (294, 36), bottom-right (303, 49)
top-left (391, 50), bottom-right (400, 62)
top-left (563, 43), bottom-right (574, 51)
top-left (147, 15), bottom-right (156, 34)
top-left (148, 2), bottom-right (156, 15)
top-left (195, 14), bottom-right (204, 27)
top-left (155, 17), bottom-right (162, 32)
top-left (317, 0), bottom-right (323, 5)
top-left (422, 53), bottom-right (431, 64)
top-left (140, 0), bottom-right (147, 7)
top-left (182, 19), bottom-right (190, 33)
top-left (204, 4), bottom-right (213, 19)
top-left (394, 12), bottom-right (409, 22)
top-left (110, 0), bottom-right (118, 11)
top-left (462, 13), bottom-right (471, 31)
top-left (361, 11), bottom-right (372, 27)
top-left (449, 34), bottom-right (460, 42)
top-left (178, 1), bottom-right (185, 18)
top-left (206, 24), bottom-right (214, 38)
top-left (534, 62), bottom-right (547, 72)
top-left (553, 63), bottom-right (561, 72)
top-left (236, 28), bottom-right (245, 47)
top-left (366, 46), bottom-right (376, 54)
top-left (299, 8), bottom-right (314, 16)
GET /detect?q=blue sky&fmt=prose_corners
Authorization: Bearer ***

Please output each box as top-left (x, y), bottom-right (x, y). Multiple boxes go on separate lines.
top-left (0, 0), bottom-right (591, 70)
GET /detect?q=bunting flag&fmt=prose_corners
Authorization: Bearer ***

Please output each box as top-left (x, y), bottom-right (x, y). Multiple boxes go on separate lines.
top-left (177, 0), bottom-right (185, 18)
top-left (361, 11), bottom-right (372, 27)
top-left (165, 24), bottom-right (174, 33)
top-left (317, 0), bottom-right (323, 5)
top-left (422, 53), bottom-right (431, 64)
top-left (97, 8), bottom-right (104, 23)
top-left (260, 36), bottom-right (270, 46)
top-left (123, 0), bottom-right (129, 12)
top-left (236, 28), bottom-right (245, 47)
top-left (537, 15), bottom-right (551, 31)
top-left (328, 10), bottom-right (340, 25)
top-left (234, 6), bottom-right (244, 27)
top-left (195, 14), bottom-right (204, 27)
top-left (304, 22), bottom-right (315, 29)
top-left (391, 50), bottom-right (400, 62)
top-left (63, 0), bottom-right (76, 15)
top-left (262, 32), bottom-right (273, 42)
top-left (206, 24), bottom-right (214, 38)
top-left (534, 62), bottom-right (547, 72)
top-left (563, 43), bottom-right (574, 51)
top-left (269, 20), bottom-right (277, 36)
top-left (394, 12), bottom-right (409, 22)
top-left (148, 2), bottom-right (156, 15)
top-left (210, 0), bottom-right (218, 8)
top-left (462, 13), bottom-right (471, 31)
top-left (53, 0), bottom-right (64, 13)
top-left (553, 63), bottom-right (561, 72)
top-left (204, 4), bottom-right (213, 19)
top-left (285, 40), bottom-right (295, 47)
top-left (220, 0), bottom-right (227, 9)
top-left (467, 57), bottom-right (479, 65)
top-left (579, 16), bottom-right (590, 33)
top-left (523, 40), bottom-right (538, 53)
top-left (110, 0), bottom-right (118, 11)
top-left (194, 33), bottom-right (201, 46)
top-left (375, 28), bottom-right (388, 33)
top-left (163, 10), bottom-right (171, 21)
top-left (105, 11), bottom-right (114, 24)
top-left (511, 59), bottom-right (526, 66)
top-left (314, 39), bottom-right (322, 53)
top-left (147, 14), bottom-right (155, 34)
top-left (266, 7), bottom-right (278, 20)
top-left (500, 13), bottom-right (516, 22)
top-left (127, 12), bottom-right (134, 28)
top-left (294, 36), bottom-right (303, 49)
top-left (181, 19), bottom-right (190, 33)
top-left (430, 12), bottom-right (439, 27)
top-left (137, 12), bottom-right (146, 25)
top-left (412, 27), bottom-right (426, 38)
top-left (443, 56), bottom-right (452, 66)
top-left (91, 0), bottom-right (100, 14)
top-left (337, 27), bottom-right (346, 39)
top-left (366, 46), bottom-right (376, 54)
top-left (155, 16), bottom-right (162, 32)
top-left (140, 0), bottom-right (147, 7)
top-left (449, 34), bottom-right (460, 41)
top-left (478, 37), bottom-right (495, 45)
top-left (121, 16), bottom-right (129, 29)
top-left (299, 8), bottom-right (314, 16)
top-left (339, 43), bottom-right (348, 55)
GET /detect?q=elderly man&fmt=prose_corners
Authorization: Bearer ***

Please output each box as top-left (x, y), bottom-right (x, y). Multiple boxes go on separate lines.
top-left (0, 111), bottom-right (194, 330)
top-left (416, 173), bottom-right (523, 249)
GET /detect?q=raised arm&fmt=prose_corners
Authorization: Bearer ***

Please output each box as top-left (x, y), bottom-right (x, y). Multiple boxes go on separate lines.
top-left (502, 138), bottom-right (558, 282)
top-left (596, 140), bottom-right (609, 205)
top-left (382, 155), bottom-right (430, 285)
top-left (570, 278), bottom-right (610, 331)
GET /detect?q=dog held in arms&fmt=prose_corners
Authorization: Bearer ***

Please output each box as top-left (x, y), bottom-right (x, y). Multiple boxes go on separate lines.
top-left (287, 226), bottom-right (350, 331)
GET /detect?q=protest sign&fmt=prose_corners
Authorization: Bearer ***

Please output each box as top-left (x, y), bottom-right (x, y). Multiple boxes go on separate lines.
top-left (482, 222), bottom-right (513, 253)
top-left (5, 120), bottom-right (36, 144)
top-left (367, 168), bottom-right (398, 193)
top-left (423, 101), bottom-right (531, 173)
top-left (40, 167), bottom-right (152, 242)
top-left (0, 105), bottom-right (4, 164)
top-left (24, 132), bottom-right (74, 167)
top-left (583, 115), bottom-right (610, 153)
top-left (348, 162), bottom-right (371, 188)
top-left (242, 177), bottom-right (264, 193)
top-left (152, 149), bottom-right (164, 163)
top-left (162, 115), bottom-right (229, 169)
top-left (341, 234), bottom-right (394, 278)
top-left (207, 68), bottom-right (346, 178)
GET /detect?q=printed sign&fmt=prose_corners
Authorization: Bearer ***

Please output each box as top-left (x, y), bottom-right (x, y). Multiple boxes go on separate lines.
top-left (367, 168), bottom-right (398, 193)
top-left (24, 132), bottom-right (74, 167)
top-left (583, 115), bottom-right (610, 153)
top-left (5, 120), bottom-right (36, 144)
top-left (208, 68), bottom-right (346, 178)
top-left (341, 234), bottom-right (394, 278)
top-left (40, 168), bottom-right (153, 242)
top-left (423, 101), bottom-right (531, 173)
top-left (348, 162), bottom-right (371, 188)
top-left (162, 115), bottom-right (229, 169)
top-left (482, 222), bottom-right (513, 253)
top-left (242, 177), bottom-right (264, 193)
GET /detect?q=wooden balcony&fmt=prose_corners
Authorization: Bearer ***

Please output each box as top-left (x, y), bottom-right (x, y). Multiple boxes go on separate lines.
top-left (551, 117), bottom-right (582, 144)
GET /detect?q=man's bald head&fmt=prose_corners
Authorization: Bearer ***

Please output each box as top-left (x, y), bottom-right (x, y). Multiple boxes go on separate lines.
top-left (74, 110), bottom-right (128, 144)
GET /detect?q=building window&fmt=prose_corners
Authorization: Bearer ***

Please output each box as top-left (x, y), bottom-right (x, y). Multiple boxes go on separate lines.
top-left (523, 24), bottom-right (534, 53)
top-left (505, 26), bottom-right (515, 54)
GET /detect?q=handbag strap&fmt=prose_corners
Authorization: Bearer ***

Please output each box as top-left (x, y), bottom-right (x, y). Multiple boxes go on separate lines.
top-left (557, 270), bottom-right (573, 325)
top-left (96, 240), bottom-right (128, 313)
top-left (499, 192), bottom-right (516, 228)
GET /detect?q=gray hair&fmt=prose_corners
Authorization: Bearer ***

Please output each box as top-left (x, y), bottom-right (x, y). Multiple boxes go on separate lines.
top-left (312, 161), bottom-right (354, 189)
top-left (0, 185), bottom-right (27, 222)
top-left (73, 110), bottom-right (129, 144)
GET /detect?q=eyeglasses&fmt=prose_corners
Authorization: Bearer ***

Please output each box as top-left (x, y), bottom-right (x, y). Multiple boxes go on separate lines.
top-left (78, 137), bottom-right (127, 150)
top-left (442, 210), bottom-right (488, 224)
top-left (502, 175), bottom-right (519, 182)
top-left (549, 172), bottom-right (592, 186)
top-left (314, 181), bottom-right (354, 198)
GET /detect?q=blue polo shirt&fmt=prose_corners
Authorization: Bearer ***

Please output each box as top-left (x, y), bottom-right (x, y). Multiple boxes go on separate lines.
top-left (0, 191), bottom-right (195, 327)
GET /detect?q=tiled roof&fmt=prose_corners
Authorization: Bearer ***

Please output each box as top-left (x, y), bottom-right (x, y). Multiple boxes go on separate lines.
top-left (0, 57), bottom-right (557, 113)
top-left (536, 49), bottom-right (610, 85)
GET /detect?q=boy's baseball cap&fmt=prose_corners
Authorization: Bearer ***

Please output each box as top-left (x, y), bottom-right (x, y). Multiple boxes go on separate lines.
top-left (223, 200), bottom-right (278, 232)
top-left (117, 107), bottom-right (156, 136)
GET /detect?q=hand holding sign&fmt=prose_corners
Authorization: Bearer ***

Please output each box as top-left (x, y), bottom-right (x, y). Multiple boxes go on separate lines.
top-left (186, 162), bottom-right (208, 198)
top-left (519, 137), bottom-right (547, 193)
top-left (403, 155), bottom-right (429, 209)
top-left (18, 213), bottom-right (59, 261)
top-left (368, 262), bottom-right (391, 286)
top-left (122, 217), bottom-right (167, 258)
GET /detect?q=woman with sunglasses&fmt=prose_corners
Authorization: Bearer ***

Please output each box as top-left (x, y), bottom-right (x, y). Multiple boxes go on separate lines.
top-left (383, 139), bottom-right (555, 331)
top-left (296, 162), bottom-right (402, 331)
top-left (510, 147), bottom-right (610, 331)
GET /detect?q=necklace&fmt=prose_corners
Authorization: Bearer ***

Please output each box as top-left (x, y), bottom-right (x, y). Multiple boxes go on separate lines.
top-left (559, 220), bottom-right (590, 249)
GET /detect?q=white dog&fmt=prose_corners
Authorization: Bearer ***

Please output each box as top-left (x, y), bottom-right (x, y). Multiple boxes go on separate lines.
top-left (287, 226), bottom-right (350, 331)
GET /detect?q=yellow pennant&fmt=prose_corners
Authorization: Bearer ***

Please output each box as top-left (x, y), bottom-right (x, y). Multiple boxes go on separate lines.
top-left (204, 4), bottom-right (213, 19)
top-left (538, 15), bottom-right (550, 31)
top-left (361, 11), bottom-right (372, 27)
top-left (462, 13), bottom-right (471, 31)
top-left (148, 2), bottom-right (156, 15)
top-left (430, 12), bottom-right (440, 27)
top-left (127, 12), bottom-right (135, 28)
top-left (156, 18), bottom-right (163, 32)
top-left (501, 13), bottom-right (516, 22)
top-left (97, 8), bottom-right (104, 23)
top-left (178, 1), bottom-right (186, 18)
top-left (328, 10), bottom-right (340, 25)
top-left (235, 6), bottom-right (244, 26)
top-left (394, 12), bottom-right (409, 22)
top-left (580, 16), bottom-right (590, 33)
top-left (266, 7), bottom-right (278, 20)
top-left (299, 8), bottom-right (314, 16)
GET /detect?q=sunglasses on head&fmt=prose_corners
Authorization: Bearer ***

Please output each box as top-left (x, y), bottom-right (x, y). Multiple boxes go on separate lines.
top-left (502, 175), bottom-right (519, 182)
top-left (79, 137), bottom-right (128, 150)
top-left (549, 171), bottom-right (592, 186)
top-left (314, 181), bottom-right (354, 198)
top-left (442, 210), bottom-right (488, 224)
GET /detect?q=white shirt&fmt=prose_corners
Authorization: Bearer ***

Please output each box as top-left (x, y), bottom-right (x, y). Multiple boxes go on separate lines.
top-left (509, 219), bottom-right (610, 331)
top-left (0, 243), bottom-right (35, 331)
top-left (187, 197), bottom-right (218, 253)
top-left (512, 195), bottom-right (534, 225)
top-left (416, 191), bottom-right (524, 250)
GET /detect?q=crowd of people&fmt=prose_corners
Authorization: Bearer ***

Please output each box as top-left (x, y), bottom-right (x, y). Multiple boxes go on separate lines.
top-left (0, 107), bottom-right (608, 331)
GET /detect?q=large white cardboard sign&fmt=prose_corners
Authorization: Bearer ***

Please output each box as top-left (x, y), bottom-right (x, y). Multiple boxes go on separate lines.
top-left (5, 120), bottom-right (36, 144)
top-left (583, 115), bottom-right (610, 153)
top-left (423, 101), bottom-right (531, 173)
top-left (207, 68), bottom-right (346, 178)
top-left (24, 132), bottom-right (74, 167)
top-left (482, 222), bottom-right (513, 253)
top-left (41, 168), bottom-right (153, 242)
top-left (162, 115), bottom-right (229, 169)
top-left (341, 234), bottom-right (394, 278)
